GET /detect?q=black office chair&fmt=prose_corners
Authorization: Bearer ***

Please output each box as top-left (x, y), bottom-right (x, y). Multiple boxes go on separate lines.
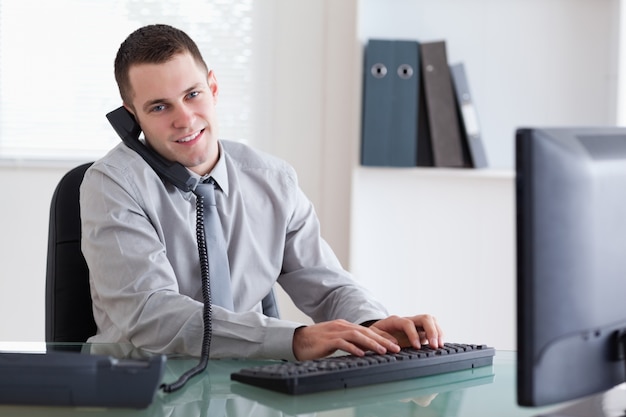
top-left (45, 162), bottom-right (96, 342)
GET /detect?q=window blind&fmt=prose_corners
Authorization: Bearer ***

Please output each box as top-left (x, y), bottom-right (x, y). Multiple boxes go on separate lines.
top-left (0, 0), bottom-right (252, 161)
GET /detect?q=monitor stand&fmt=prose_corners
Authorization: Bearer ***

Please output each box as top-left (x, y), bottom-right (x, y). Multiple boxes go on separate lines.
top-left (536, 383), bottom-right (626, 417)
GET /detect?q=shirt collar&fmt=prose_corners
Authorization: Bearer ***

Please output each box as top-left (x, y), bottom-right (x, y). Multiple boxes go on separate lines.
top-left (190, 140), bottom-right (230, 196)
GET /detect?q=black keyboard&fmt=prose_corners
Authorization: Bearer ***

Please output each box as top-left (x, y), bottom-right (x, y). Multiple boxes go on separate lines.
top-left (231, 343), bottom-right (495, 395)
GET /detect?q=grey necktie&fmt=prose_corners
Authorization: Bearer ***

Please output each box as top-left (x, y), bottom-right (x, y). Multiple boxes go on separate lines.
top-left (193, 178), bottom-right (279, 318)
top-left (193, 179), bottom-right (234, 311)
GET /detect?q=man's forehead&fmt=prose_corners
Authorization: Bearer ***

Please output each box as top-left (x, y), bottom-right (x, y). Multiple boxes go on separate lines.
top-left (127, 54), bottom-right (208, 104)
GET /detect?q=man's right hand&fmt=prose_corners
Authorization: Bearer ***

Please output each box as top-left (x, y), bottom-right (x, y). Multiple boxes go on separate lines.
top-left (292, 319), bottom-right (401, 361)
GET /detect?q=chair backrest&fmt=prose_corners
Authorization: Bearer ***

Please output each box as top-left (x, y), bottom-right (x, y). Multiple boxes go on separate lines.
top-left (45, 162), bottom-right (95, 342)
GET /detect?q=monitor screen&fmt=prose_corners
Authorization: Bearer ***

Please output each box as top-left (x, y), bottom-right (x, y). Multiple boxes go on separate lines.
top-left (516, 126), bottom-right (626, 407)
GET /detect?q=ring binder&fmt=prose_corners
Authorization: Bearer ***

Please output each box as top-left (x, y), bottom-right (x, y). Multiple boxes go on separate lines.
top-left (361, 39), bottom-right (421, 167)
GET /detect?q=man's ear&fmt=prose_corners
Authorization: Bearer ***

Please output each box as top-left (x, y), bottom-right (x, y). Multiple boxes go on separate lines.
top-left (122, 103), bottom-right (136, 117)
top-left (208, 70), bottom-right (219, 102)
top-left (122, 103), bottom-right (142, 128)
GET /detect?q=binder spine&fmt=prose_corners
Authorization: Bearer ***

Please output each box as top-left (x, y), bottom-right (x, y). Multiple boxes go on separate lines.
top-left (420, 41), bottom-right (467, 168)
top-left (450, 62), bottom-right (488, 168)
top-left (361, 39), bottom-right (420, 167)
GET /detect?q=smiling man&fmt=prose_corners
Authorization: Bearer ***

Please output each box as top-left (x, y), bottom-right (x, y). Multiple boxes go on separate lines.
top-left (80, 24), bottom-right (443, 361)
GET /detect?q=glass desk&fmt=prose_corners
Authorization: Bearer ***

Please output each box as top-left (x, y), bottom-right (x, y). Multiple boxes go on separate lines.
top-left (1, 345), bottom-right (625, 417)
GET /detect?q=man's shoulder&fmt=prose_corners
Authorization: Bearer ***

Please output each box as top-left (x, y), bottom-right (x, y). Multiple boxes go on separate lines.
top-left (221, 140), bottom-right (296, 177)
top-left (92, 143), bottom-right (152, 171)
top-left (85, 142), bottom-right (159, 187)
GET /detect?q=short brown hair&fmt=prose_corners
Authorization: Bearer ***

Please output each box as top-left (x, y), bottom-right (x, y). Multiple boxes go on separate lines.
top-left (114, 24), bottom-right (208, 105)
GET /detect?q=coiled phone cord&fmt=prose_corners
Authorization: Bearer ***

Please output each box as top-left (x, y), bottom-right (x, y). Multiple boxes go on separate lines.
top-left (160, 193), bottom-right (213, 393)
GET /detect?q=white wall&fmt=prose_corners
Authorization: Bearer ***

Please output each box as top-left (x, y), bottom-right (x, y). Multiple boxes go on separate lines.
top-left (252, 0), bottom-right (359, 265)
top-left (351, 168), bottom-right (515, 349)
top-left (0, 164), bottom-right (69, 341)
top-left (618, 0), bottom-right (626, 124)
top-left (252, 0), bottom-right (360, 323)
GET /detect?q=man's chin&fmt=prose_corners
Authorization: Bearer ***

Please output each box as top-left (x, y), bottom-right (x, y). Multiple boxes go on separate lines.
top-left (184, 158), bottom-right (214, 176)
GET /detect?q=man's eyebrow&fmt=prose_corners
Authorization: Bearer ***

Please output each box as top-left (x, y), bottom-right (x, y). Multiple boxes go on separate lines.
top-left (141, 84), bottom-right (204, 112)
top-left (142, 98), bottom-right (168, 112)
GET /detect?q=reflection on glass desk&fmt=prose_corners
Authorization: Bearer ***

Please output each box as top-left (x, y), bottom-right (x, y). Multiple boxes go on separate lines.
top-left (0, 345), bottom-right (625, 417)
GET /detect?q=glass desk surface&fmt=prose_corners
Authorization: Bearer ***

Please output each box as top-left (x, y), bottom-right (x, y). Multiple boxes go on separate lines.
top-left (1, 344), bottom-right (625, 417)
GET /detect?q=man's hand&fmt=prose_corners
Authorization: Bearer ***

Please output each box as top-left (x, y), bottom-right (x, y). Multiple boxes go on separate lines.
top-left (370, 314), bottom-right (444, 350)
top-left (292, 319), bottom-right (402, 361)
top-left (292, 315), bottom-right (443, 361)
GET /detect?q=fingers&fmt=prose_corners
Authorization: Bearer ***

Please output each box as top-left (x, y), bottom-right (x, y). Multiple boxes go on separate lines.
top-left (413, 314), bottom-right (444, 349)
top-left (407, 314), bottom-right (443, 349)
top-left (371, 314), bottom-right (444, 350)
top-left (292, 320), bottom-right (401, 361)
top-left (291, 315), bottom-right (444, 361)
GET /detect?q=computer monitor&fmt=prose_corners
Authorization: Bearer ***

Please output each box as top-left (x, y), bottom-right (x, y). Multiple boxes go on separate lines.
top-left (516, 126), bottom-right (626, 407)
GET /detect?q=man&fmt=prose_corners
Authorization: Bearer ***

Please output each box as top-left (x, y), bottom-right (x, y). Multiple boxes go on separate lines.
top-left (81, 24), bottom-right (443, 361)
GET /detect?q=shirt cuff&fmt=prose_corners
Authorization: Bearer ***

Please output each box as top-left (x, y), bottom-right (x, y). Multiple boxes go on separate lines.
top-left (262, 320), bottom-right (303, 361)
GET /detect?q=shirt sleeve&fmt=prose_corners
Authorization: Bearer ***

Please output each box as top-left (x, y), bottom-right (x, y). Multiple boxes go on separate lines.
top-left (81, 157), bottom-right (301, 360)
top-left (278, 179), bottom-right (389, 325)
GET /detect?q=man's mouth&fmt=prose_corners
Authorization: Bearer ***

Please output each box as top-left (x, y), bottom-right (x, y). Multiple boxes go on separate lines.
top-left (176, 130), bottom-right (203, 144)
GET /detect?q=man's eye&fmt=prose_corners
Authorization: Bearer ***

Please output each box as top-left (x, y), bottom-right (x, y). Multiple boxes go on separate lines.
top-left (151, 104), bottom-right (166, 112)
top-left (187, 91), bottom-right (199, 99)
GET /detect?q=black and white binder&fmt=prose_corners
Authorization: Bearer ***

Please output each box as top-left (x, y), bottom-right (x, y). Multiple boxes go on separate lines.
top-left (361, 39), bottom-right (421, 167)
top-left (450, 62), bottom-right (488, 168)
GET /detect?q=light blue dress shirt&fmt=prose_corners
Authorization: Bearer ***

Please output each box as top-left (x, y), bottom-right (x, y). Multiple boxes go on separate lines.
top-left (80, 140), bottom-right (387, 360)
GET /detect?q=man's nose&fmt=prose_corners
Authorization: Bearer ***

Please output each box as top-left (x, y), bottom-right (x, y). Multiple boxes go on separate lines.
top-left (172, 105), bottom-right (194, 128)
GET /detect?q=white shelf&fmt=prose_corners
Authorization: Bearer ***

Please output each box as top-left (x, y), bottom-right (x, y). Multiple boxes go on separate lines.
top-left (357, 166), bottom-right (514, 180)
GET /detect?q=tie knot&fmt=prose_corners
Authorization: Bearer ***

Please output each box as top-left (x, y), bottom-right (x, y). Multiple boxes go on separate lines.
top-left (194, 182), bottom-right (217, 206)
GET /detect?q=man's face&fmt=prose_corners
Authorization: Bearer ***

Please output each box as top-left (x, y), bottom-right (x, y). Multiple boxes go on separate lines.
top-left (125, 52), bottom-right (219, 176)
